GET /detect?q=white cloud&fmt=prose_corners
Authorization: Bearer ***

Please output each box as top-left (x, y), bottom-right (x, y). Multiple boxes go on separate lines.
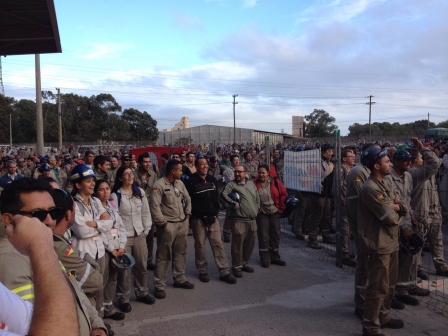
top-left (296, 0), bottom-right (387, 25)
top-left (170, 11), bottom-right (204, 31)
top-left (243, 0), bottom-right (258, 8)
top-left (81, 43), bottom-right (131, 60)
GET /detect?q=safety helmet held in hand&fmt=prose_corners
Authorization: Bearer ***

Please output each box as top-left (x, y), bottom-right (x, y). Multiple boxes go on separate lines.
top-left (281, 195), bottom-right (300, 218)
top-left (110, 253), bottom-right (136, 271)
top-left (69, 164), bottom-right (96, 181)
top-left (400, 233), bottom-right (424, 255)
top-left (228, 191), bottom-right (241, 203)
top-left (360, 146), bottom-right (388, 168)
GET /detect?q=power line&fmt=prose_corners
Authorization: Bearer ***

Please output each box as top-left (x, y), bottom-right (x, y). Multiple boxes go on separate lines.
top-left (6, 56), bottom-right (448, 79)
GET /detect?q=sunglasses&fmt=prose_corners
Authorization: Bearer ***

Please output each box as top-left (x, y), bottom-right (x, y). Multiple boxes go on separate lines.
top-left (11, 207), bottom-right (62, 222)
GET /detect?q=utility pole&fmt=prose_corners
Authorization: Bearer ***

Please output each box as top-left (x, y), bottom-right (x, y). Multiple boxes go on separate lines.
top-left (232, 94), bottom-right (238, 145)
top-left (428, 113), bottom-right (430, 130)
top-left (366, 95), bottom-right (376, 141)
top-left (9, 113), bottom-right (12, 148)
top-left (56, 88), bottom-right (62, 151)
top-left (0, 57), bottom-right (4, 96)
top-left (36, 54), bottom-right (44, 155)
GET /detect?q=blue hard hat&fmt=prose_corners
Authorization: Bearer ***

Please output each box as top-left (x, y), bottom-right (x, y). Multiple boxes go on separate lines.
top-left (400, 233), bottom-right (424, 255)
top-left (360, 146), bottom-right (388, 167)
top-left (110, 253), bottom-right (135, 271)
top-left (228, 191), bottom-right (241, 203)
top-left (281, 195), bottom-right (300, 218)
top-left (38, 163), bottom-right (51, 172)
top-left (393, 150), bottom-right (413, 161)
top-left (69, 164), bottom-right (96, 181)
top-left (181, 174), bottom-right (190, 183)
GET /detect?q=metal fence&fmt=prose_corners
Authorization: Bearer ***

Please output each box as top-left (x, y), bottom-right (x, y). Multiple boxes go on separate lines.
top-left (280, 139), bottom-right (448, 316)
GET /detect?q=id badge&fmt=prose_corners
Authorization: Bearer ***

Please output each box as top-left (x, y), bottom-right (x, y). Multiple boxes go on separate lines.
top-left (92, 236), bottom-right (99, 241)
top-left (110, 228), bottom-right (118, 239)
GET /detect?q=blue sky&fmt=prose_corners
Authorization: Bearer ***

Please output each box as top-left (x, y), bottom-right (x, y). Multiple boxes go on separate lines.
top-left (3, 0), bottom-right (448, 136)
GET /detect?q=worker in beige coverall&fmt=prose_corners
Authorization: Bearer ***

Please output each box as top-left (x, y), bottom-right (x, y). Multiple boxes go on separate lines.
top-left (150, 159), bottom-right (194, 300)
top-left (358, 146), bottom-right (407, 336)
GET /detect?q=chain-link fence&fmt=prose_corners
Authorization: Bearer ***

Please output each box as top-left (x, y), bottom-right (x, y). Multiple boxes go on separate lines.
top-left (280, 141), bottom-right (448, 316)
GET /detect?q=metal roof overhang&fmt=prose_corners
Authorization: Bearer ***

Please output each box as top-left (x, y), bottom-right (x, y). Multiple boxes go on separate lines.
top-left (0, 0), bottom-right (62, 56)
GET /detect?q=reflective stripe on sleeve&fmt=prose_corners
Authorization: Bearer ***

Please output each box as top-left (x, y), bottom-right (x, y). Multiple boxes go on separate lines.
top-left (11, 284), bottom-right (33, 294)
top-left (21, 293), bottom-right (35, 300)
top-left (347, 195), bottom-right (359, 200)
top-left (78, 263), bottom-right (91, 286)
top-left (379, 206), bottom-right (393, 221)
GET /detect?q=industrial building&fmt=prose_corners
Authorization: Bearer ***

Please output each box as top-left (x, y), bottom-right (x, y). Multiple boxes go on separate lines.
top-left (157, 124), bottom-right (289, 146)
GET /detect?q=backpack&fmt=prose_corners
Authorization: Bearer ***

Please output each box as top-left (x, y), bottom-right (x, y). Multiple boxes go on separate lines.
top-left (115, 185), bottom-right (143, 207)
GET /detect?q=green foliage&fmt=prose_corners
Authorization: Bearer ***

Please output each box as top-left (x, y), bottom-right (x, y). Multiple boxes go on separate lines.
top-left (348, 119), bottom-right (438, 137)
top-left (304, 109), bottom-right (338, 137)
top-left (121, 108), bottom-right (158, 142)
top-left (0, 92), bottom-right (159, 143)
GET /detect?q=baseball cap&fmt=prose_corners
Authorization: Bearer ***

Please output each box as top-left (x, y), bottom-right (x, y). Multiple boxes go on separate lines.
top-left (209, 156), bottom-right (217, 163)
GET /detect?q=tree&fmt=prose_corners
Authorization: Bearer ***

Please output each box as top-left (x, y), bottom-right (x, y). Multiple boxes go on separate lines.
top-left (121, 108), bottom-right (158, 142)
top-left (304, 109), bottom-right (337, 137)
top-left (438, 120), bottom-right (448, 128)
top-left (0, 95), bottom-right (15, 143)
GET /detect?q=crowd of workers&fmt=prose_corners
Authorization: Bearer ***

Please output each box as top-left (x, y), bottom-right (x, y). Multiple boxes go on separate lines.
top-left (0, 136), bottom-right (447, 336)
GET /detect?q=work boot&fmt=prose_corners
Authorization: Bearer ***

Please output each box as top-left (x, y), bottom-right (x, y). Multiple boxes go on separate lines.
top-left (118, 302), bottom-right (132, 313)
top-left (136, 294), bottom-right (156, 305)
top-left (395, 294), bottom-right (419, 306)
top-left (104, 312), bottom-right (125, 321)
top-left (354, 308), bottom-right (363, 320)
top-left (223, 235), bottom-right (230, 243)
top-left (295, 233), bottom-right (305, 240)
top-left (417, 270), bottom-right (429, 280)
top-left (342, 258), bottom-right (356, 268)
top-left (219, 273), bottom-right (237, 284)
top-left (173, 281), bottom-right (195, 289)
top-left (391, 297), bottom-right (405, 310)
top-left (261, 261), bottom-right (270, 268)
top-left (322, 234), bottom-right (336, 244)
top-left (436, 268), bottom-right (448, 277)
top-left (154, 290), bottom-right (166, 299)
top-left (241, 265), bottom-right (254, 273)
top-left (233, 269), bottom-right (243, 278)
top-left (271, 259), bottom-right (286, 266)
top-left (147, 262), bottom-right (155, 271)
top-left (408, 287), bottom-right (430, 296)
top-left (380, 318), bottom-right (404, 329)
top-left (308, 241), bottom-right (322, 249)
top-left (199, 273), bottom-right (210, 283)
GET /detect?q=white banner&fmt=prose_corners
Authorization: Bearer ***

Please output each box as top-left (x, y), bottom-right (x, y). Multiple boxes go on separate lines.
top-left (284, 149), bottom-right (321, 193)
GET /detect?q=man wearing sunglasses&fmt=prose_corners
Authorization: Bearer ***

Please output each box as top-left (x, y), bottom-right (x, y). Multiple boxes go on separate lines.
top-left (120, 153), bottom-right (131, 167)
top-left (0, 178), bottom-right (109, 336)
